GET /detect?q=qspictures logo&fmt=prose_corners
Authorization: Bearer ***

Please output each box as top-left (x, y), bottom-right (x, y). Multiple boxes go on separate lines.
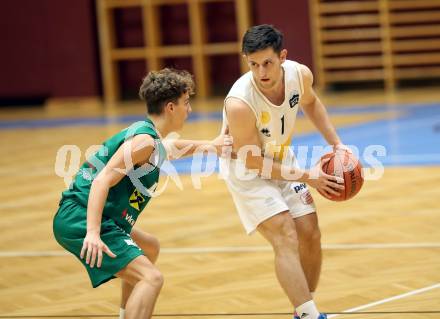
top-left (54, 123), bottom-right (387, 197)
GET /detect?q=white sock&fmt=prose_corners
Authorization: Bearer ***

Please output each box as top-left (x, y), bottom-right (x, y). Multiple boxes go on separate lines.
top-left (296, 300), bottom-right (320, 319)
top-left (119, 308), bottom-right (125, 319)
top-left (294, 294), bottom-right (315, 317)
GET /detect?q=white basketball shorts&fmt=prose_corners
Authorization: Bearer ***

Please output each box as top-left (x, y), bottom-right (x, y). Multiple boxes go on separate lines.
top-left (220, 158), bottom-right (316, 234)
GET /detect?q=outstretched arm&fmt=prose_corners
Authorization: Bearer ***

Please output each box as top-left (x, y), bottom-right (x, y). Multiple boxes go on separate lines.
top-left (299, 64), bottom-right (342, 147)
top-left (163, 134), bottom-right (233, 160)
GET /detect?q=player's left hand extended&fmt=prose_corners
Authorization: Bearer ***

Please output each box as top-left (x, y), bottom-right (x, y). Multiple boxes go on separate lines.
top-left (211, 133), bottom-right (233, 157)
top-left (80, 231), bottom-right (117, 268)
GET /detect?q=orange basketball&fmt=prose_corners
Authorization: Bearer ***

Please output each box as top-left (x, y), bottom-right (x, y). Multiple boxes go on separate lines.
top-left (318, 150), bottom-right (364, 201)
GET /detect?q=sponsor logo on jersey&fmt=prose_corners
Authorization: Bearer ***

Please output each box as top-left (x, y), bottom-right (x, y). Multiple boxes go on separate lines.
top-left (122, 209), bottom-right (136, 226)
top-left (260, 128), bottom-right (271, 137)
top-left (289, 90), bottom-right (299, 108)
top-left (129, 189), bottom-right (145, 211)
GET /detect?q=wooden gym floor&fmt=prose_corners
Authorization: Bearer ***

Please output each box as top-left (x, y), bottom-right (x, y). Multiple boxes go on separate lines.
top-left (0, 88), bottom-right (439, 318)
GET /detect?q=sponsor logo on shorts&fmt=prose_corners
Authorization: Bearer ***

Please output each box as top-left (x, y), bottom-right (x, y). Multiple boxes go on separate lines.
top-left (124, 238), bottom-right (139, 248)
top-left (293, 183), bottom-right (307, 193)
top-left (300, 190), bottom-right (314, 205)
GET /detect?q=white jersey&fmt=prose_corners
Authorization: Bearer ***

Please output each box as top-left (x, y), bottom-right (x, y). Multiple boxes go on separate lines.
top-left (223, 59), bottom-right (304, 161)
top-left (220, 60), bottom-right (316, 235)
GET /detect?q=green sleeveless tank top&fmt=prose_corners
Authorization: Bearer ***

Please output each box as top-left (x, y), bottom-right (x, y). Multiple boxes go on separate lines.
top-left (61, 119), bottom-right (167, 233)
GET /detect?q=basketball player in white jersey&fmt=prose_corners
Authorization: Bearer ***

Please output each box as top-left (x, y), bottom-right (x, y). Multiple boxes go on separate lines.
top-left (220, 25), bottom-right (347, 319)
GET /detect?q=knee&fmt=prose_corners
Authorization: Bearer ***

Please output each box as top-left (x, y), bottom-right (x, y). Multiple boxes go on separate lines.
top-left (299, 225), bottom-right (321, 246)
top-left (311, 227), bottom-right (321, 243)
top-left (269, 224), bottom-right (300, 253)
top-left (149, 269), bottom-right (164, 289)
top-left (139, 268), bottom-right (164, 290)
top-left (272, 232), bottom-right (300, 255)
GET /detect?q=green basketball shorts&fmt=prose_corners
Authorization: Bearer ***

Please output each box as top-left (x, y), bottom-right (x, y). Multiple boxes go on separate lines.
top-left (53, 199), bottom-right (144, 288)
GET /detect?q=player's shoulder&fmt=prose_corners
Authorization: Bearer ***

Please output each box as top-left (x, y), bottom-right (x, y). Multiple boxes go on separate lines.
top-left (229, 71), bottom-right (253, 91)
top-left (131, 132), bottom-right (155, 142)
top-left (283, 60), bottom-right (313, 78)
top-left (225, 98), bottom-right (255, 127)
top-left (121, 120), bottom-right (160, 139)
top-left (224, 98), bottom-right (256, 130)
top-left (226, 71), bottom-right (254, 113)
top-left (225, 97), bottom-right (251, 113)
top-left (297, 63), bottom-right (313, 84)
top-left (283, 59), bottom-right (298, 68)
top-left (126, 134), bottom-right (156, 153)
top-left (121, 133), bottom-right (156, 166)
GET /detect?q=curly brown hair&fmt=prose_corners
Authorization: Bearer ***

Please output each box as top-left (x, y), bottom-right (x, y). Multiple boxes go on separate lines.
top-left (139, 68), bottom-right (195, 115)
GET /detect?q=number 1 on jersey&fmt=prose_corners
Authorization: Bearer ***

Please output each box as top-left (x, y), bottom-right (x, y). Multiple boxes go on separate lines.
top-left (281, 115), bottom-right (285, 135)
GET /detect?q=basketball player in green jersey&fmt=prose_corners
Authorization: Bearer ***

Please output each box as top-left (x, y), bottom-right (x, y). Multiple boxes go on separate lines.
top-left (53, 68), bottom-right (231, 319)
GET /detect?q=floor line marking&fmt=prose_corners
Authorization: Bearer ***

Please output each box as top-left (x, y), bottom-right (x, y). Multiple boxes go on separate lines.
top-left (1, 242), bottom-right (440, 257)
top-left (327, 283), bottom-right (440, 318)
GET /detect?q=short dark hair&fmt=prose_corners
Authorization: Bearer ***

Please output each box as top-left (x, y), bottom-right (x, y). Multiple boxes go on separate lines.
top-left (242, 24), bottom-right (284, 55)
top-left (139, 68), bottom-right (194, 115)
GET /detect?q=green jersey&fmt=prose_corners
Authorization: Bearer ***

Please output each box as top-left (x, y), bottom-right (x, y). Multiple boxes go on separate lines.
top-left (61, 119), bottom-right (166, 233)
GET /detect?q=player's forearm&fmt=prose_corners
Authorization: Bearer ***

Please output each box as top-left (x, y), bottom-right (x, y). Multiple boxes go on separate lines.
top-left (166, 139), bottom-right (213, 159)
top-left (303, 97), bottom-right (341, 146)
top-left (178, 139), bottom-right (212, 155)
top-left (86, 179), bottom-right (110, 234)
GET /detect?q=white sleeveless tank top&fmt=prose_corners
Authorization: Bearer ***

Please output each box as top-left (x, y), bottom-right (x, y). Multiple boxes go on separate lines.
top-left (223, 60), bottom-right (304, 161)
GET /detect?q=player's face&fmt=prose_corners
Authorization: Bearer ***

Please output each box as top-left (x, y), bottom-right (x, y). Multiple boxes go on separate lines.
top-left (245, 47), bottom-right (287, 90)
top-left (171, 92), bottom-right (192, 131)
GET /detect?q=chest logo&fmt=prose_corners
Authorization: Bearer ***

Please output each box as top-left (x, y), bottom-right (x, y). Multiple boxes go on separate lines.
top-left (289, 91), bottom-right (299, 108)
top-left (129, 189), bottom-right (145, 211)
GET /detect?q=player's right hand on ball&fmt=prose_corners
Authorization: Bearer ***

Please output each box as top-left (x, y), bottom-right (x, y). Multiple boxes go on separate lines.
top-left (81, 232), bottom-right (116, 268)
top-left (307, 159), bottom-right (344, 198)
